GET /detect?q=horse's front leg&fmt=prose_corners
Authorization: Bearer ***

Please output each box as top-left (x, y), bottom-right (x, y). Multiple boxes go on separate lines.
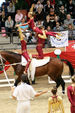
top-left (14, 76), bottom-right (21, 86)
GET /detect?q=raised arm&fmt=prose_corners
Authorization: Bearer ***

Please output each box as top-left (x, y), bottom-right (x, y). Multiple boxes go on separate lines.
top-left (16, 21), bottom-right (30, 27)
top-left (33, 27), bottom-right (59, 38)
top-left (35, 90), bottom-right (47, 97)
top-left (46, 31), bottom-right (57, 37)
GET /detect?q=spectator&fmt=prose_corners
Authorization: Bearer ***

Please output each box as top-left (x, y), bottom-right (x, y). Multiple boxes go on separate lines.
top-left (0, 11), bottom-right (6, 28)
top-left (35, 7), bottom-right (44, 21)
top-left (34, 0), bottom-right (43, 12)
top-left (20, 18), bottom-right (29, 32)
top-left (73, 19), bottom-right (75, 29)
top-left (47, 26), bottom-right (51, 31)
top-left (7, 2), bottom-right (15, 13)
top-left (67, 0), bottom-right (75, 18)
top-left (49, 15), bottom-right (55, 29)
top-left (53, 15), bottom-right (60, 27)
top-left (15, 10), bottom-right (23, 25)
top-left (5, 15), bottom-right (14, 37)
top-left (59, 5), bottom-right (66, 25)
top-left (44, 0), bottom-right (52, 14)
top-left (53, 22), bottom-right (64, 31)
top-left (2, 0), bottom-right (10, 7)
top-left (12, 74), bottom-right (47, 113)
top-left (67, 75), bottom-right (75, 113)
top-left (1, 4), bottom-right (7, 16)
top-left (50, 0), bottom-right (55, 7)
top-left (7, 2), bottom-right (15, 19)
top-left (40, 0), bottom-right (44, 4)
top-left (68, 23), bottom-right (74, 40)
top-left (19, 18), bottom-right (30, 40)
top-left (48, 87), bottom-right (65, 113)
top-left (49, 7), bottom-right (56, 29)
top-left (64, 14), bottom-right (73, 29)
top-left (58, 0), bottom-right (63, 7)
top-left (46, 26), bottom-right (52, 48)
top-left (35, 20), bottom-right (43, 28)
top-left (49, 7), bottom-right (55, 17)
top-left (43, 15), bottom-right (51, 29)
top-left (0, 11), bottom-right (7, 37)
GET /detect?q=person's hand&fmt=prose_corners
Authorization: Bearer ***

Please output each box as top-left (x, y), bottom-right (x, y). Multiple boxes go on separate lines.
top-left (43, 90), bottom-right (48, 94)
top-left (33, 27), bottom-right (36, 30)
top-left (16, 24), bottom-right (20, 27)
top-left (57, 33), bottom-right (62, 36)
top-left (56, 35), bottom-right (61, 40)
top-left (11, 86), bottom-right (15, 93)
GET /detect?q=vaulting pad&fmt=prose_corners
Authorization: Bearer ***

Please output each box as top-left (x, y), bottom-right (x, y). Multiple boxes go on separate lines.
top-left (29, 57), bottom-right (50, 81)
top-left (21, 56), bottom-right (27, 66)
top-left (30, 57), bottom-right (50, 67)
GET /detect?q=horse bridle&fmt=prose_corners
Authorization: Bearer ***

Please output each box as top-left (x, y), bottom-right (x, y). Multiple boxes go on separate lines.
top-left (0, 55), bottom-right (6, 69)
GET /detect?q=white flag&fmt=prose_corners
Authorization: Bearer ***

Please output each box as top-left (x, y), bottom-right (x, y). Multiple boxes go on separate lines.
top-left (50, 31), bottom-right (68, 47)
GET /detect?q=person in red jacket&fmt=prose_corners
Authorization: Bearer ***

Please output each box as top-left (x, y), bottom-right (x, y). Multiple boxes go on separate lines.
top-left (67, 75), bottom-right (75, 113)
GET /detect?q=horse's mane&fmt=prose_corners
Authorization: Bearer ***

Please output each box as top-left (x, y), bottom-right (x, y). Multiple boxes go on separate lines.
top-left (8, 51), bottom-right (20, 55)
top-left (0, 51), bottom-right (21, 63)
top-left (0, 51), bottom-right (21, 56)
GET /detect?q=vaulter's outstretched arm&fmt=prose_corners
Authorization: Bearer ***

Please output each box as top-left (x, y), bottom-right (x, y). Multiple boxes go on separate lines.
top-left (16, 21), bottom-right (30, 27)
top-left (33, 27), bottom-right (59, 38)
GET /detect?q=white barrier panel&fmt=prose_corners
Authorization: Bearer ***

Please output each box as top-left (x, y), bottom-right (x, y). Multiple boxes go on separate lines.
top-left (0, 79), bottom-right (15, 87)
top-left (48, 75), bottom-right (71, 84)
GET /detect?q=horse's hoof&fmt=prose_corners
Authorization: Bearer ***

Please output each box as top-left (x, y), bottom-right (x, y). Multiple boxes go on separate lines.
top-left (62, 91), bottom-right (65, 94)
top-left (32, 80), bottom-right (35, 84)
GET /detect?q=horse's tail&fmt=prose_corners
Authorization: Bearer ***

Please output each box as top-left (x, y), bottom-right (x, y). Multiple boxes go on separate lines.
top-left (61, 59), bottom-right (74, 76)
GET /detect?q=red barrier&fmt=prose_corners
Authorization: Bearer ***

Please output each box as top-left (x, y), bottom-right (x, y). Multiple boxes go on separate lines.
top-left (0, 61), bottom-right (10, 74)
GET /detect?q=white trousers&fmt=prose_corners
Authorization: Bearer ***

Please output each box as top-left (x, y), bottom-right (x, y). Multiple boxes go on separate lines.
top-left (17, 101), bottom-right (30, 113)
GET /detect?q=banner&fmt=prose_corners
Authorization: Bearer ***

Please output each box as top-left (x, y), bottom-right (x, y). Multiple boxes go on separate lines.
top-left (50, 31), bottom-right (68, 47)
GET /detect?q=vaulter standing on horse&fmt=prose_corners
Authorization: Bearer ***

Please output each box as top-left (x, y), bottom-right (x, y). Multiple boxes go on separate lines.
top-left (34, 26), bottom-right (47, 59)
top-left (18, 27), bottom-right (31, 73)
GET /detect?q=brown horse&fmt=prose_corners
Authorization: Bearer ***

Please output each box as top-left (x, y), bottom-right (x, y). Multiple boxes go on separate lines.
top-left (0, 51), bottom-right (74, 93)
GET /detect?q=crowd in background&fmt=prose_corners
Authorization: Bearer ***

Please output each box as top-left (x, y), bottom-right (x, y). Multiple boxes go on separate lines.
top-left (0, 0), bottom-right (75, 43)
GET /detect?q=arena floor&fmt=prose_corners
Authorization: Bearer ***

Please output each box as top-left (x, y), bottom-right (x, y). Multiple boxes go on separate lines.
top-left (0, 69), bottom-right (71, 113)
